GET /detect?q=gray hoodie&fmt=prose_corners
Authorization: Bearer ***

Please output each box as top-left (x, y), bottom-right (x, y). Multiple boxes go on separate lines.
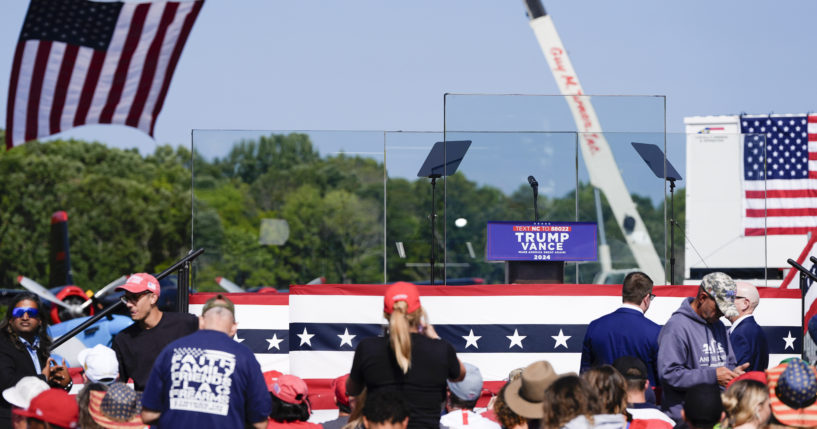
top-left (657, 297), bottom-right (736, 423)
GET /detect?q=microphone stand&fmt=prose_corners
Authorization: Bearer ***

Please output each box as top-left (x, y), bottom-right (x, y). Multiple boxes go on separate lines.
top-left (669, 177), bottom-right (676, 284)
top-left (787, 258), bottom-right (817, 360)
top-left (430, 175), bottom-right (439, 286)
top-left (532, 185), bottom-right (539, 221)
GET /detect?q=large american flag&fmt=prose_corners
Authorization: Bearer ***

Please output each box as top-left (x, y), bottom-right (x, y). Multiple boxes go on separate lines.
top-left (5, 0), bottom-right (203, 149)
top-left (741, 114), bottom-right (817, 236)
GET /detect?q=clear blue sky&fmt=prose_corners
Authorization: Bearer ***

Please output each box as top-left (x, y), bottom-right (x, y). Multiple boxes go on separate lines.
top-left (1, 1), bottom-right (815, 153)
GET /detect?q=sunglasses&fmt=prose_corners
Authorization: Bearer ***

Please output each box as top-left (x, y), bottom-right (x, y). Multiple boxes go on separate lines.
top-left (12, 307), bottom-right (39, 319)
top-left (120, 291), bottom-right (151, 304)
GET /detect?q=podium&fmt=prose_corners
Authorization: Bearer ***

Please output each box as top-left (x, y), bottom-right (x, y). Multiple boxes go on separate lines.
top-left (505, 260), bottom-right (565, 284)
top-left (486, 221), bottom-right (597, 284)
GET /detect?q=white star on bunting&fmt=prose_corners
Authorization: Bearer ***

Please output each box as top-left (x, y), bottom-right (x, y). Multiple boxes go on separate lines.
top-left (233, 334), bottom-right (244, 343)
top-left (266, 333), bottom-right (284, 350)
top-left (462, 329), bottom-right (481, 349)
top-left (552, 329), bottom-right (571, 349)
top-left (298, 327), bottom-right (315, 347)
top-left (783, 331), bottom-right (797, 350)
top-left (507, 329), bottom-right (526, 349)
top-left (338, 328), bottom-right (356, 348)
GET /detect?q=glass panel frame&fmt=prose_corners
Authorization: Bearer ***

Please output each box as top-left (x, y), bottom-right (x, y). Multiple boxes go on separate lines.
top-left (186, 99), bottom-right (800, 289)
top-left (443, 94), bottom-right (669, 285)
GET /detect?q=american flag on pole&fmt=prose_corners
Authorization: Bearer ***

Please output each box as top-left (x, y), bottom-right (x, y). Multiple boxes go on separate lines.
top-left (5, 0), bottom-right (203, 149)
top-left (741, 114), bottom-right (817, 236)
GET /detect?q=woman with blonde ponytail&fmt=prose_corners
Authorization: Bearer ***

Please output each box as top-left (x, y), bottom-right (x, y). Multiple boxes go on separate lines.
top-left (347, 282), bottom-right (465, 429)
top-left (721, 379), bottom-right (770, 429)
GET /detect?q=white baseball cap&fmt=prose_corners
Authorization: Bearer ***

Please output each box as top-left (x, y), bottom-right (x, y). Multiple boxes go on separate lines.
top-left (2, 376), bottom-right (49, 409)
top-left (77, 345), bottom-right (119, 384)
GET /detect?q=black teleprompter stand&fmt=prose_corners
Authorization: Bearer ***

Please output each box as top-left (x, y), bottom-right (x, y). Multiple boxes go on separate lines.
top-left (632, 142), bottom-right (683, 284)
top-left (417, 140), bottom-right (471, 285)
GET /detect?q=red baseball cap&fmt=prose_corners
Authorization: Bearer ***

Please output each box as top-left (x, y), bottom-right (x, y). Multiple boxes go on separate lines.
top-left (116, 273), bottom-right (160, 297)
top-left (14, 389), bottom-right (79, 428)
top-left (331, 374), bottom-right (351, 408)
top-left (384, 282), bottom-right (421, 314)
top-left (269, 374), bottom-right (309, 406)
top-left (727, 370), bottom-right (767, 388)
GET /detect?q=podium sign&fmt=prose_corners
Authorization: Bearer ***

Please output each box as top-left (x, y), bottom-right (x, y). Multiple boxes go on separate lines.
top-left (486, 221), bottom-right (598, 261)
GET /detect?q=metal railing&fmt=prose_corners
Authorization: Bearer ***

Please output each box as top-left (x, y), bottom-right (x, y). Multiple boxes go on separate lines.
top-left (52, 248), bottom-right (204, 349)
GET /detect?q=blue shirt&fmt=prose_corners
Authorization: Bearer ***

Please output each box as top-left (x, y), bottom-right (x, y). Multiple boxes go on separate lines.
top-left (18, 336), bottom-right (41, 374)
top-left (141, 329), bottom-right (271, 428)
top-left (580, 306), bottom-right (661, 387)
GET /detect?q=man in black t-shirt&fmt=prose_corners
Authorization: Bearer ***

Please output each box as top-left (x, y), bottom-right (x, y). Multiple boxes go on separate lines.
top-left (111, 273), bottom-right (198, 391)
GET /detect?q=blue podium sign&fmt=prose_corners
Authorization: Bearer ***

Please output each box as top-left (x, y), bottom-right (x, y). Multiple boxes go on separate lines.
top-left (486, 221), bottom-right (598, 261)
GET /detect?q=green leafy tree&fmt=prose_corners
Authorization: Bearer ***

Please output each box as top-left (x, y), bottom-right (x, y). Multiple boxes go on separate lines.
top-left (0, 140), bottom-right (190, 289)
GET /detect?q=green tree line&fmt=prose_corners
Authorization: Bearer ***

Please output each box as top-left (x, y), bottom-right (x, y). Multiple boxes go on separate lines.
top-left (0, 130), bottom-right (684, 292)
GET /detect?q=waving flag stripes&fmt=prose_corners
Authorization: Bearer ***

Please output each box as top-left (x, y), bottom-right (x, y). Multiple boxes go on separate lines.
top-left (5, 0), bottom-right (203, 149)
top-left (741, 114), bottom-right (817, 235)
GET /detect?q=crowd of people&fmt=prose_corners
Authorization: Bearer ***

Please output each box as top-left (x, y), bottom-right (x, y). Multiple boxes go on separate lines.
top-left (0, 273), bottom-right (814, 429)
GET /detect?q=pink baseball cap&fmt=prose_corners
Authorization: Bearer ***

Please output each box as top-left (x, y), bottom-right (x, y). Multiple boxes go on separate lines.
top-left (384, 282), bottom-right (421, 314)
top-left (116, 273), bottom-right (160, 297)
top-left (263, 370), bottom-right (283, 389)
top-left (269, 374), bottom-right (309, 407)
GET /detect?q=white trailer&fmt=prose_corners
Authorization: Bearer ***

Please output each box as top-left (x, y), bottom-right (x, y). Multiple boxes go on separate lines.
top-left (684, 115), bottom-right (809, 287)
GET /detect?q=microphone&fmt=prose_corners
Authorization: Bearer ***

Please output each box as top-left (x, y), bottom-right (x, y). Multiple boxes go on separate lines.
top-left (528, 175), bottom-right (539, 188)
top-left (528, 176), bottom-right (539, 221)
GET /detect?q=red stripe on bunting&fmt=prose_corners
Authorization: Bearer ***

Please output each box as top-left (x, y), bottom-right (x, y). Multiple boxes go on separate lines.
top-left (289, 284), bottom-right (800, 298)
top-left (189, 292), bottom-right (289, 305)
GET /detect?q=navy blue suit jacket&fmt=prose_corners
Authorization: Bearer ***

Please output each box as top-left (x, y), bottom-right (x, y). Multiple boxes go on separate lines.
top-left (580, 306), bottom-right (661, 387)
top-left (729, 315), bottom-right (769, 371)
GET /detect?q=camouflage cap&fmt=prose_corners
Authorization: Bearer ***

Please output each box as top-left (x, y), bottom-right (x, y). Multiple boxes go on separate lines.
top-left (701, 272), bottom-right (738, 319)
top-left (202, 294), bottom-right (235, 317)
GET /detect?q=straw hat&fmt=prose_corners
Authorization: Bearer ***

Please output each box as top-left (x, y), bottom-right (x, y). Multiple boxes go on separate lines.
top-left (503, 361), bottom-right (559, 419)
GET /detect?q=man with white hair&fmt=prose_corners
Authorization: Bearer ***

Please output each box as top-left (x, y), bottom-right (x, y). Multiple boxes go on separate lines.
top-left (727, 282), bottom-right (769, 371)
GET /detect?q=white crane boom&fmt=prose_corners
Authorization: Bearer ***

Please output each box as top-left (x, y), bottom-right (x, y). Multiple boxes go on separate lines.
top-left (523, 1), bottom-right (666, 283)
